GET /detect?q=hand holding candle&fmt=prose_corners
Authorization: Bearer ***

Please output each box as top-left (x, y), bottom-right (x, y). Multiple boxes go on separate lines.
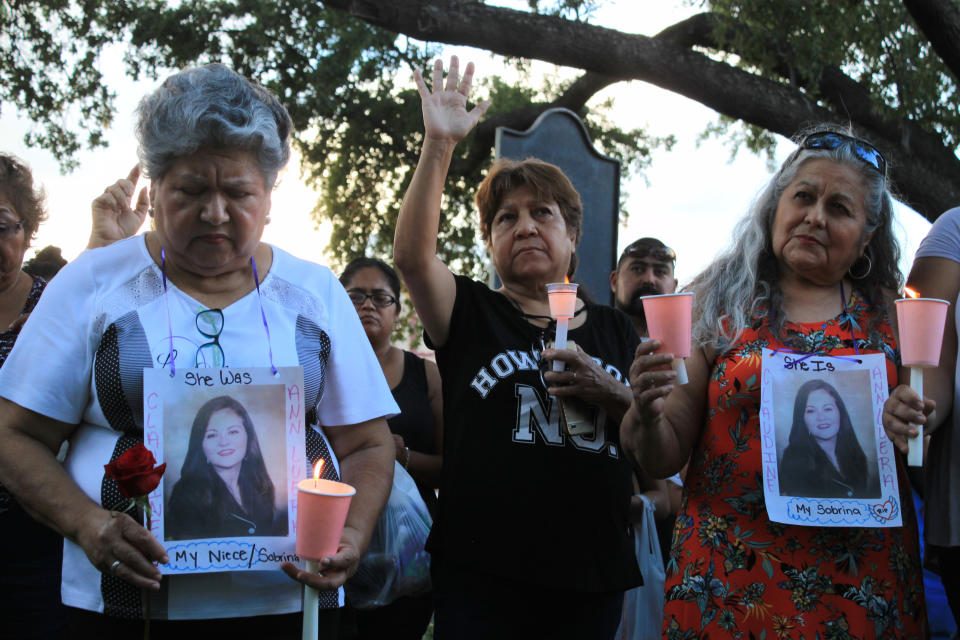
top-left (546, 280), bottom-right (579, 372)
top-left (641, 292), bottom-right (694, 385)
top-left (296, 459), bottom-right (356, 640)
top-left (895, 288), bottom-right (949, 466)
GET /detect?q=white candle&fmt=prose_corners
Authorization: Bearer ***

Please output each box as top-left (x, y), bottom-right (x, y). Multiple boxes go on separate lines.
top-left (546, 281), bottom-right (579, 373)
top-left (302, 559), bottom-right (319, 640)
top-left (907, 367), bottom-right (924, 467)
top-left (895, 292), bottom-right (948, 467)
top-left (296, 459), bottom-right (355, 640)
top-left (552, 318), bottom-right (569, 372)
top-left (671, 358), bottom-right (689, 385)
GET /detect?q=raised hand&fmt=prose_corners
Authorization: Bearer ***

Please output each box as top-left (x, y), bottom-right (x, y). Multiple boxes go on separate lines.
top-left (88, 165), bottom-right (149, 249)
top-left (414, 56), bottom-right (490, 144)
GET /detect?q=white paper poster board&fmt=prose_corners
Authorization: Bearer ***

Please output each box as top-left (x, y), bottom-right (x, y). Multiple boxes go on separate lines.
top-left (759, 349), bottom-right (901, 527)
top-left (143, 366), bottom-right (305, 573)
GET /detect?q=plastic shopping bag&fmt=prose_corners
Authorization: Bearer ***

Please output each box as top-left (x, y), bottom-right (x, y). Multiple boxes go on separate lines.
top-left (345, 461), bottom-right (432, 609)
top-left (615, 494), bottom-right (666, 639)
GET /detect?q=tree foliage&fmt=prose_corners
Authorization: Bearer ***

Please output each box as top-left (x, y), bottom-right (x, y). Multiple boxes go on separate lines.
top-left (316, 0), bottom-right (960, 221)
top-left (9, 0), bottom-right (959, 285)
top-left (703, 0), bottom-right (959, 155)
top-left (2, 0), bottom-right (661, 281)
top-left (1, 1), bottom-right (122, 169)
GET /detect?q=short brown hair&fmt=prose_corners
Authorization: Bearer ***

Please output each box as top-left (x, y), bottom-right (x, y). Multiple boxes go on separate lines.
top-left (475, 157), bottom-right (582, 247)
top-left (0, 153), bottom-right (47, 245)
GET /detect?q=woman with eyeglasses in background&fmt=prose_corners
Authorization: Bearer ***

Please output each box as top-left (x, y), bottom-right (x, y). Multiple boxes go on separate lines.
top-left (0, 153), bottom-right (68, 638)
top-left (0, 65), bottom-right (396, 636)
top-left (622, 128), bottom-right (926, 635)
top-left (337, 257), bottom-right (442, 639)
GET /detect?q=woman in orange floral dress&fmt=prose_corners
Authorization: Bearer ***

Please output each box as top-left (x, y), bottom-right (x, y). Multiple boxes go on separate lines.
top-left (621, 129), bottom-right (926, 637)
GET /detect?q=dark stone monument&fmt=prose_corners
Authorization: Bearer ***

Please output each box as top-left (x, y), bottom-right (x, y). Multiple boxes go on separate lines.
top-left (495, 107), bottom-right (620, 305)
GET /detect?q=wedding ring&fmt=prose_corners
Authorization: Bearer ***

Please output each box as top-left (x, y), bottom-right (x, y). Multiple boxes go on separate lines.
top-left (110, 560), bottom-right (122, 574)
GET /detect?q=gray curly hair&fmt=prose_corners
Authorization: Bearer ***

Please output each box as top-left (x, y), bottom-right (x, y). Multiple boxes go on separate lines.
top-left (687, 125), bottom-right (902, 353)
top-left (135, 63), bottom-right (292, 185)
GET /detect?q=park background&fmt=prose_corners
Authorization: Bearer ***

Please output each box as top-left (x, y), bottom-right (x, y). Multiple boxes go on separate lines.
top-left (2, 1), bottom-right (933, 289)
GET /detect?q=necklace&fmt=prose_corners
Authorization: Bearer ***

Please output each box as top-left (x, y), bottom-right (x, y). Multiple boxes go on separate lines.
top-left (501, 291), bottom-right (587, 357)
top-left (160, 248), bottom-right (277, 375)
top-left (515, 306), bottom-right (587, 323)
top-left (500, 290), bottom-right (586, 323)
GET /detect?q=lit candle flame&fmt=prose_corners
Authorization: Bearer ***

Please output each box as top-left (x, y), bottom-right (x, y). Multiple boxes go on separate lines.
top-left (564, 275), bottom-right (570, 284)
top-left (313, 459), bottom-right (324, 486)
top-left (904, 286), bottom-right (920, 299)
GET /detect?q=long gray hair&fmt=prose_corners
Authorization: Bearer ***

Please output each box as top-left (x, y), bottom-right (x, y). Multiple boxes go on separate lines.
top-left (135, 64), bottom-right (292, 185)
top-left (688, 126), bottom-right (902, 353)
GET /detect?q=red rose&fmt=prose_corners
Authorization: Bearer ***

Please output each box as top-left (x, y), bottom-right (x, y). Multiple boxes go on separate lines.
top-left (103, 443), bottom-right (166, 498)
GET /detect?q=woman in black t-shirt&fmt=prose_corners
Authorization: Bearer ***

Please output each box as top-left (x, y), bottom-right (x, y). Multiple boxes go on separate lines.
top-left (339, 257), bottom-right (442, 640)
top-left (393, 57), bottom-right (641, 639)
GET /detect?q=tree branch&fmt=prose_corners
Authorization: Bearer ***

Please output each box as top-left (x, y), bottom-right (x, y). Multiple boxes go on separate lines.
top-left (321, 0), bottom-right (960, 220)
top-left (456, 71), bottom-right (622, 175)
top-left (903, 0), bottom-right (960, 81)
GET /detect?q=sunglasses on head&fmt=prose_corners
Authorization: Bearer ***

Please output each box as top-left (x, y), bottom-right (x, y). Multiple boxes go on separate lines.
top-left (796, 131), bottom-right (887, 176)
top-left (623, 243), bottom-right (676, 264)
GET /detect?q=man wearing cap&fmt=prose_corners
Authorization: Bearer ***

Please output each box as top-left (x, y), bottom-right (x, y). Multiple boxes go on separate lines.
top-left (610, 237), bottom-right (679, 337)
top-left (610, 237), bottom-right (682, 637)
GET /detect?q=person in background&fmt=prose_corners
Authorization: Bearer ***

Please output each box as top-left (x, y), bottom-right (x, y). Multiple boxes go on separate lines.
top-left (0, 63), bottom-right (396, 636)
top-left (610, 237), bottom-right (678, 337)
top-left (610, 236), bottom-right (685, 525)
top-left (623, 128), bottom-right (926, 635)
top-left (338, 257), bottom-right (442, 639)
top-left (22, 245), bottom-right (67, 281)
top-left (0, 152), bottom-right (67, 639)
top-left (610, 237), bottom-right (679, 639)
top-left (883, 205), bottom-right (960, 629)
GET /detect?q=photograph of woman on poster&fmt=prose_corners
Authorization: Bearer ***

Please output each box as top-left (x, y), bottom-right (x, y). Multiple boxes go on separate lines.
top-left (779, 379), bottom-right (881, 499)
top-left (167, 395), bottom-right (285, 540)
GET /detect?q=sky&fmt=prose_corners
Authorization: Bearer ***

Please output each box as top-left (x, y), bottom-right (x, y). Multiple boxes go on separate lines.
top-left (2, 0), bottom-right (932, 288)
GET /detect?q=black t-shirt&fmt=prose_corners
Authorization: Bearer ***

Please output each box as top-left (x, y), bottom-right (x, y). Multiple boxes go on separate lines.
top-left (426, 276), bottom-right (641, 592)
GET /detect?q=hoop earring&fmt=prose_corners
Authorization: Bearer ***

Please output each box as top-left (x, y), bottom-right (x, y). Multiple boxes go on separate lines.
top-left (848, 250), bottom-right (872, 279)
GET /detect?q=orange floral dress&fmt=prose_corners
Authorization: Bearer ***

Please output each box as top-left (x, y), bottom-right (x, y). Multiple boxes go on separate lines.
top-left (663, 290), bottom-right (926, 639)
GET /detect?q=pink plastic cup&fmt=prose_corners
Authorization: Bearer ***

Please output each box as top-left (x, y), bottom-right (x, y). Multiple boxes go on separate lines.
top-left (896, 298), bottom-right (949, 366)
top-left (641, 293), bottom-right (693, 358)
top-left (296, 478), bottom-right (356, 561)
top-left (546, 282), bottom-right (579, 318)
